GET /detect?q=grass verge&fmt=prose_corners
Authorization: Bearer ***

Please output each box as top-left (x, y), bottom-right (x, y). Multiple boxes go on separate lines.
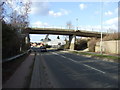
top-left (70, 51), bottom-right (120, 63)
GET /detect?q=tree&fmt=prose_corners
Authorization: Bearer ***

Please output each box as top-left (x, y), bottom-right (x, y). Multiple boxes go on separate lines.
top-left (0, 2), bottom-right (5, 21)
top-left (1, 0), bottom-right (31, 30)
top-left (2, 0), bottom-right (32, 59)
top-left (57, 36), bottom-right (60, 39)
top-left (48, 38), bottom-right (51, 41)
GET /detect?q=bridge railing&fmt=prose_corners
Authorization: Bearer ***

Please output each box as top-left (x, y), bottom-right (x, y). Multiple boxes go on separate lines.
top-left (29, 28), bottom-right (107, 35)
top-left (29, 26), bottom-right (109, 34)
top-left (2, 49), bottom-right (31, 63)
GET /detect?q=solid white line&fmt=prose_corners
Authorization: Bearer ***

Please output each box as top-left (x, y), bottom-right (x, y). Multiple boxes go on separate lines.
top-left (52, 52), bottom-right (58, 55)
top-left (68, 58), bottom-right (78, 63)
top-left (83, 64), bottom-right (106, 74)
top-left (52, 52), bottom-right (106, 74)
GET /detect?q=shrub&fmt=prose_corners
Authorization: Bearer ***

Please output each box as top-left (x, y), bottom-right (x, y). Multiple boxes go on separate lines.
top-left (64, 40), bottom-right (70, 49)
top-left (75, 39), bottom-right (88, 50)
top-left (103, 33), bottom-right (120, 41)
top-left (88, 38), bottom-right (99, 52)
top-left (2, 22), bottom-right (21, 59)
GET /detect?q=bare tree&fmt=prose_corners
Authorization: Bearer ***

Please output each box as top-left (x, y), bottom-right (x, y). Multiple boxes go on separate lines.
top-left (66, 21), bottom-right (73, 29)
top-left (1, 0), bottom-right (31, 29)
top-left (0, 2), bottom-right (6, 21)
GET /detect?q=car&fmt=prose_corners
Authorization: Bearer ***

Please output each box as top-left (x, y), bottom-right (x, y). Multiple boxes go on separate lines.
top-left (40, 46), bottom-right (47, 52)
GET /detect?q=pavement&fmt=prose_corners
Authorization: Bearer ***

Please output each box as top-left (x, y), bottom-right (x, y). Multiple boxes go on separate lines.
top-left (29, 49), bottom-right (119, 88)
top-left (3, 52), bottom-right (35, 88)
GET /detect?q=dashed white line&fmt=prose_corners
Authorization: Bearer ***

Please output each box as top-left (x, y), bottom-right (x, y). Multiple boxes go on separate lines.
top-left (52, 52), bottom-right (106, 74)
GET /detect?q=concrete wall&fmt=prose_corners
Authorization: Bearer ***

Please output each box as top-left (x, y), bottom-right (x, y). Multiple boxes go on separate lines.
top-left (95, 40), bottom-right (120, 54)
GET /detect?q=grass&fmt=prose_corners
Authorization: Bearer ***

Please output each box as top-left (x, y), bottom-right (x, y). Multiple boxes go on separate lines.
top-left (70, 51), bottom-right (120, 61)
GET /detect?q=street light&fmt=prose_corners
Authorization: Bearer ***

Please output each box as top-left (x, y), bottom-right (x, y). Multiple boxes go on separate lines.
top-left (76, 18), bottom-right (78, 31)
top-left (100, 0), bottom-right (103, 55)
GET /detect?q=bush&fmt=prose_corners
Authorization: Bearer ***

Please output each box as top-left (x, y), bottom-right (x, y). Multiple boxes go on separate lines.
top-left (2, 22), bottom-right (21, 59)
top-left (88, 38), bottom-right (98, 52)
top-left (2, 22), bottom-right (30, 59)
top-left (45, 44), bottom-right (51, 48)
top-left (88, 32), bottom-right (120, 52)
top-left (75, 39), bottom-right (88, 50)
top-left (103, 33), bottom-right (120, 41)
top-left (64, 40), bottom-right (70, 49)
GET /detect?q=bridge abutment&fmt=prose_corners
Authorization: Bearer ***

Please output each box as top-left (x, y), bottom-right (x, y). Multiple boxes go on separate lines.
top-left (69, 35), bottom-right (76, 50)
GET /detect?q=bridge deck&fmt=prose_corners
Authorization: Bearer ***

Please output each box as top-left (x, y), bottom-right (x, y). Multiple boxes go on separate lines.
top-left (25, 28), bottom-right (107, 38)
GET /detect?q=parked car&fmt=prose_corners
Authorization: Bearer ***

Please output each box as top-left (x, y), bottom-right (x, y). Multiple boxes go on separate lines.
top-left (40, 46), bottom-right (47, 52)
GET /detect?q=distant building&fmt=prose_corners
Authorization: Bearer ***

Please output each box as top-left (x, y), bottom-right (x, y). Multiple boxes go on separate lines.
top-left (47, 39), bottom-right (66, 48)
top-left (31, 43), bottom-right (37, 47)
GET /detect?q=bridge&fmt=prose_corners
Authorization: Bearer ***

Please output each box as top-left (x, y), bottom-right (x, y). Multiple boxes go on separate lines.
top-left (25, 27), bottom-right (106, 38)
top-left (25, 27), bottom-right (107, 50)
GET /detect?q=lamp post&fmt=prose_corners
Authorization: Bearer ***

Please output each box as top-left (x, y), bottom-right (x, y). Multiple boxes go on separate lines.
top-left (76, 18), bottom-right (78, 31)
top-left (100, 0), bottom-right (103, 55)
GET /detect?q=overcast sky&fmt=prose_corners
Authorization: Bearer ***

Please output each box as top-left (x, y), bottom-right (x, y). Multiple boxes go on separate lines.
top-left (27, 1), bottom-right (118, 42)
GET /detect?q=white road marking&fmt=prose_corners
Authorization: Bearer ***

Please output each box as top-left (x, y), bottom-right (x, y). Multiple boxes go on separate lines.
top-left (52, 52), bottom-right (106, 74)
top-left (37, 53), bottom-right (40, 55)
top-left (83, 64), bottom-right (106, 74)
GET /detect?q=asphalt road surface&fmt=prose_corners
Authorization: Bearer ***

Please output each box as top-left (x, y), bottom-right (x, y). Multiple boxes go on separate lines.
top-left (34, 48), bottom-right (119, 88)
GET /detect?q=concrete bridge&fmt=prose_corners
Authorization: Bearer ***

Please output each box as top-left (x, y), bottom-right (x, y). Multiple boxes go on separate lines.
top-left (25, 27), bottom-right (107, 50)
top-left (25, 27), bottom-right (106, 38)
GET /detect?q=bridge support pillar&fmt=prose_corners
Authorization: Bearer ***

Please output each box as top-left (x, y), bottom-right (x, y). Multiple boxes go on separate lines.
top-left (69, 35), bottom-right (76, 50)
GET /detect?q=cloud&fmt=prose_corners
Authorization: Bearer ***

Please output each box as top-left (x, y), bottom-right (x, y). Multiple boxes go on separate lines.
top-left (103, 17), bottom-right (117, 25)
top-left (29, 2), bottom-right (50, 15)
top-left (78, 17), bottom-right (118, 32)
top-left (104, 11), bottom-right (113, 16)
top-left (49, 11), bottom-right (62, 17)
top-left (30, 21), bottom-right (48, 27)
top-left (104, 7), bottom-right (118, 16)
top-left (103, 17), bottom-right (118, 31)
top-left (48, 9), bottom-right (70, 17)
top-left (30, 2), bottom-right (70, 17)
top-left (79, 3), bottom-right (87, 10)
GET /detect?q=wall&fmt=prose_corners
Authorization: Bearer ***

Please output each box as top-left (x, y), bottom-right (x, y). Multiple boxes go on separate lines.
top-left (95, 40), bottom-right (120, 54)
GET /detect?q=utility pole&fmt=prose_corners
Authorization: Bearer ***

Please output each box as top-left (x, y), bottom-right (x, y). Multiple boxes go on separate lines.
top-left (100, 0), bottom-right (103, 55)
top-left (76, 18), bottom-right (78, 31)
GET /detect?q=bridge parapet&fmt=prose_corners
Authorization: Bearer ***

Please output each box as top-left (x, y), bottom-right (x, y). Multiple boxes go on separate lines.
top-left (26, 27), bottom-right (107, 34)
top-left (25, 27), bottom-right (107, 38)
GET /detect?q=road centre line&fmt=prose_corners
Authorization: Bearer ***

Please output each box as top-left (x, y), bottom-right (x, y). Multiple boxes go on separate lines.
top-left (52, 52), bottom-right (106, 74)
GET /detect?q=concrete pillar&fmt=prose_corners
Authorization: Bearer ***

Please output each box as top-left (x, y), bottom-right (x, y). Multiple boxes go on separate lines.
top-left (69, 35), bottom-right (76, 50)
top-left (25, 34), bottom-right (30, 44)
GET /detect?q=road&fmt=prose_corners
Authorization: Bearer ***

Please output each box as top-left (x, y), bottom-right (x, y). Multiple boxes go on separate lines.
top-left (32, 48), bottom-right (119, 88)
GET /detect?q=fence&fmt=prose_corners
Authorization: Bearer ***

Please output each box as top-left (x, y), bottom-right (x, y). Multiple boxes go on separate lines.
top-left (2, 49), bottom-right (31, 63)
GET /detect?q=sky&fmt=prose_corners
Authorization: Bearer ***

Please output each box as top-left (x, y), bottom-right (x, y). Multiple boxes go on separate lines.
top-left (28, 1), bottom-right (118, 42)
top-left (3, 0), bottom-right (119, 42)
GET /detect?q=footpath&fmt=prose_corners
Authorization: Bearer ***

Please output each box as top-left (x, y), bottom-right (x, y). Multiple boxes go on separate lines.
top-left (3, 52), bottom-right (35, 88)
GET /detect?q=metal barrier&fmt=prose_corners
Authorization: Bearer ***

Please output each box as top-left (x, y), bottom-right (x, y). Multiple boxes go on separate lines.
top-left (2, 49), bottom-right (31, 63)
